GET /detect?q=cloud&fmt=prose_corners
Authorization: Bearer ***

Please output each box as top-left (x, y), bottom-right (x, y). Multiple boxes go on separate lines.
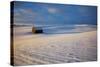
top-left (14, 8), bottom-right (38, 23)
top-left (47, 8), bottom-right (58, 14)
top-left (19, 9), bottom-right (37, 16)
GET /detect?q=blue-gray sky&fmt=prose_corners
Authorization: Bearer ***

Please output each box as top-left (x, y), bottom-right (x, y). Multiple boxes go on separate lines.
top-left (12, 1), bottom-right (97, 25)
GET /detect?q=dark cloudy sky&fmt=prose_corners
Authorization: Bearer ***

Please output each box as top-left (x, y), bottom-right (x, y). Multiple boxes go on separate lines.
top-left (12, 1), bottom-right (97, 25)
